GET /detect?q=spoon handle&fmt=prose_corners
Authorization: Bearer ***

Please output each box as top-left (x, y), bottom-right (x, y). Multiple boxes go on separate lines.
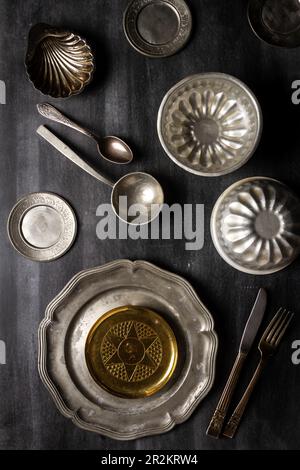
top-left (37, 103), bottom-right (95, 140)
top-left (37, 125), bottom-right (114, 188)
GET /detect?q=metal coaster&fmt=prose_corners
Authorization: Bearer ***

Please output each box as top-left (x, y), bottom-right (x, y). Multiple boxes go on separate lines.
top-left (38, 260), bottom-right (218, 440)
top-left (85, 305), bottom-right (178, 398)
top-left (211, 177), bottom-right (300, 275)
top-left (248, 0), bottom-right (300, 48)
top-left (158, 74), bottom-right (262, 176)
top-left (7, 192), bottom-right (77, 262)
top-left (123, 0), bottom-right (192, 58)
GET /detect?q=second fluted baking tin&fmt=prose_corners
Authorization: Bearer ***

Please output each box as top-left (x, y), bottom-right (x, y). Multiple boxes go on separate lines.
top-left (157, 74), bottom-right (262, 176)
top-left (25, 23), bottom-right (95, 98)
top-left (7, 192), bottom-right (77, 262)
top-left (123, 0), bottom-right (192, 58)
top-left (211, 177), bottom-right (300, 275)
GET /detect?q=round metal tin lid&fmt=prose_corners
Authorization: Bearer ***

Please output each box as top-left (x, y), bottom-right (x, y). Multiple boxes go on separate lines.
top-left (123, 0), bottom-right (192, 58)
top-left (85, 305), bottom-right (178, 398)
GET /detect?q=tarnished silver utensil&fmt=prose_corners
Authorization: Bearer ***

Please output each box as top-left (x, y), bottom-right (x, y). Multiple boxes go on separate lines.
top-left (37, 103), bottom-right (133, 164)
top-left (206, 288), bottom-right (267, 438)
top-left (37, 125), bottom-right (163, 225)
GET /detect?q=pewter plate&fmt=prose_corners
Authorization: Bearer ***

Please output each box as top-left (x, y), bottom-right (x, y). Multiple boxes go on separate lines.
top-left (7, 192), bottom-right (77, 262)
top-left (248, 0), bottom-right (300, 48)
top-left (211, 177), bottom-right (300, 275)
top-left (123, 0), bottom-right (192, 58)
top-left (38, 260), bottom-right (218, 440)
top-left (157, 74), bottom-right (262, 176)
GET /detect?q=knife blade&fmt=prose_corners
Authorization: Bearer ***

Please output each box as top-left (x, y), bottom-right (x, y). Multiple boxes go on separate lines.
top-left (206, 288), bottom-right (267, 438)
top-left (239, 288), bottom-right (267, 353)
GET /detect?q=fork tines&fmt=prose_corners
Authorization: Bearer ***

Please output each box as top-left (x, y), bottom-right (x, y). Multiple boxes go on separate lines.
top-left (263, 307), bottom-right (294, 347)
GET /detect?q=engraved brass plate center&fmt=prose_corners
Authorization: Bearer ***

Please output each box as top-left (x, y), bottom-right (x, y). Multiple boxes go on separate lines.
top-left (85, 306), bottom-right (178, 398)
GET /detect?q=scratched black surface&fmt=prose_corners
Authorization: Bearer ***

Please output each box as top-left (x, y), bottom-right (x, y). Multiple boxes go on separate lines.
top-left (0, 0), bottom-right (299, 450)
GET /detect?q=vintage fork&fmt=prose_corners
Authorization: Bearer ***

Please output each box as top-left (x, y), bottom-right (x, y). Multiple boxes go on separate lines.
top-left (223, 307), bottom-right (294, 439)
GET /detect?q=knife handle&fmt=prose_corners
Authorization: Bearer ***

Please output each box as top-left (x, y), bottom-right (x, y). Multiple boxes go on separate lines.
top-left (206, 351), bottom-right (247, 438)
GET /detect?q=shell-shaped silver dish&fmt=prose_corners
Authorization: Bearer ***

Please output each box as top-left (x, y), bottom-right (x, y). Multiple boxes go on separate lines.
top-left (38, 260), bottom-right (218, 440)
top-left (25, 23), bottom-right (95, 98)
top-left (211, 177), bottom-right (300, 274)
top-left (157, 74), bottom-right (262, 176)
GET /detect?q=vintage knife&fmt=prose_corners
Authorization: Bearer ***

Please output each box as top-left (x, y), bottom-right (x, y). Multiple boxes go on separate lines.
top-left (206, 288), bottom-right (267, 438)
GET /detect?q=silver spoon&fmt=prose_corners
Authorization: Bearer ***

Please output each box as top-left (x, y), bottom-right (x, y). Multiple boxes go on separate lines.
top-left (37, 125), bottom-right (163, 225)
top-left (37, 103), bottom-right (133, 165)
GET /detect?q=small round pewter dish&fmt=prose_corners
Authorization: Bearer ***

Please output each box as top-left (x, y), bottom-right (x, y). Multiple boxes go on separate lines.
top-left (211, 177), bottom-right (300, 275)
top-left (248, 0), bottom-right (300, 48)
top-left (7, 192), bottom-right (77, 262)
top-left (123, 0), bottom-right (192, 58)
top-left (25, 23), bottom-right (95, 98)
top-left (158, 74), bottom-right (262, 177)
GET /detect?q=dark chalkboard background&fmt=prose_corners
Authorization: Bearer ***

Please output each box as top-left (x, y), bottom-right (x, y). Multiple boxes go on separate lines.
top-left (0, 0), bottom-right (299, 450)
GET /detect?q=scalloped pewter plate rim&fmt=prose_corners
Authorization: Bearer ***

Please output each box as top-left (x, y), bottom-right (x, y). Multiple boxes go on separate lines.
top-left (38, 259), bottom-right (218, 440)
top-left (157, 73), bottom-right (263, 177)
top-left (210, 176), bottom-right (300, 275)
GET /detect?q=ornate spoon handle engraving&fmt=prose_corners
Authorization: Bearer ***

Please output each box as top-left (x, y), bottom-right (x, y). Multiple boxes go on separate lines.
top-left (37, 103), bottom-right (95, 139)
top-left (206, 352), bottom-right (247, 438)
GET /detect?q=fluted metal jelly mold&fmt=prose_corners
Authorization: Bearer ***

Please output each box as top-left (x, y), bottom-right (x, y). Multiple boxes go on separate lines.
top-left (211, 177), bottom-right (300, 274)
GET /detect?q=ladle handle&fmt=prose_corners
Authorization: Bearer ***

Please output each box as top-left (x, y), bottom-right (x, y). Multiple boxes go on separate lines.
top-left (37, 125), bottom-right (114, 188)
top-left (37, 103), bottom-right (95, 140)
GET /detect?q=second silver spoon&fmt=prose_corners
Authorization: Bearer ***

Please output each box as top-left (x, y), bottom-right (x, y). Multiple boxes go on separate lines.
top-left (37, 103), bottom-right (133, 165)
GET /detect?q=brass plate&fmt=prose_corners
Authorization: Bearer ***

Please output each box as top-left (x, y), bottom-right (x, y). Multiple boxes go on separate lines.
top-left (85, 305), bottom-right (178, 398)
